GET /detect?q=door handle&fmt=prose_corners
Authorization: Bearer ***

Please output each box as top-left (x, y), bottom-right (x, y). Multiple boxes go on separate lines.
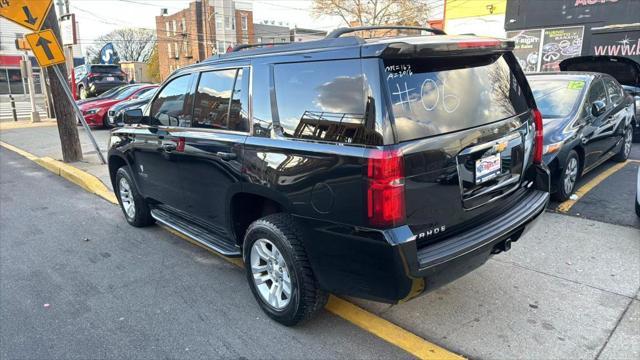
top-left (161, 143), bottom-right (177, 152)
top-left (216, 152), bottom-right (237, 161)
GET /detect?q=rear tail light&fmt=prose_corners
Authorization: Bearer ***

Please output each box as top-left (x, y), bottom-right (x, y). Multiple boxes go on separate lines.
top-left (366, 149), bottom-right (405, 228)
top-left (532, 108), bottom-right (543, 164)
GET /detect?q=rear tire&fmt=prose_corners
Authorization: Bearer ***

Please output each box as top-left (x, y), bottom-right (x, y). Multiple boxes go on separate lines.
top-left (115, 167), bottom-right (154, 227)
top-left (613, 126), bottom-right (632, 162)
top-left (553, 150), bottom-right (580, 202)
top-left (243, 213), bottom-right (328, 326)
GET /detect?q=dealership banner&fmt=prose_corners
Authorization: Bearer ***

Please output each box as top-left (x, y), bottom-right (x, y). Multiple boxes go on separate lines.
top-left (506, 29), bottom-right (543, 73)
top-left (591, 30), bottom-right (640, 63)
top-left (540, 26), bottom-right (584, 72)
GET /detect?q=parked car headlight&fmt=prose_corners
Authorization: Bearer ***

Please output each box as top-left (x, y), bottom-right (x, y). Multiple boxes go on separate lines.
top-left (85, 108), bottom-right (99, 115)
top-left (543, 142), bottom-right (563, 155)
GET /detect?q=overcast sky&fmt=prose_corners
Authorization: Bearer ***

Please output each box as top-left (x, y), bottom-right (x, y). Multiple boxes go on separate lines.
top-left (68, 0), bottom-right (345, 52)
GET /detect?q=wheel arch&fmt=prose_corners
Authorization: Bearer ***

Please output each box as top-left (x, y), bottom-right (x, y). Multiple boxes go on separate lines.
top-left (229, 186), bottom-right (293, 247)
top-left (108, 154), bottom-right (142, 194)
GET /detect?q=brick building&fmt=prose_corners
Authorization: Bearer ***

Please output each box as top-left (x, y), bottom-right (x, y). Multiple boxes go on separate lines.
top-left (155, 0), bottom-right (254, 80)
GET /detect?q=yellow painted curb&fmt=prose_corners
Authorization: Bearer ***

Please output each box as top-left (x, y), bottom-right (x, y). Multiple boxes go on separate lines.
top-left (557, 161), bottom-right (629, 213)
top-left (1, 140), bottom-right (464, 360)
top-left (0, 141), bottom-right (117, 204)
top-left (0, 120), bottom-right (58, 131)
top-left (326, 296), bottom-right (464, 360)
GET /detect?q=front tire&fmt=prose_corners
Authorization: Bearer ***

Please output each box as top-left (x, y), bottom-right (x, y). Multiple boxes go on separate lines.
top-left (553, 150), bottom-right (580, 202)
top-left (115, 167), bottom-right (154, 227)
top-left (613, 126), bottom-right (632, 162)
top-left (243, 213), bottom-right (328, 326)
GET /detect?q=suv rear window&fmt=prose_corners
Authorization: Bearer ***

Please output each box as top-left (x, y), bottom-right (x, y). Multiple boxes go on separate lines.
top-left (90, 65), bottom-right (121, 74)
top-left (384, 54), bottom-right (529, 142)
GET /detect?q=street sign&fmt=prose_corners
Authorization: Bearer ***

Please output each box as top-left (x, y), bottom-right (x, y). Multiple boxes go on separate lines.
top-left (25, 29), bottom-right (65, 67)
top-left (0, 0), bottom-right (52, 31)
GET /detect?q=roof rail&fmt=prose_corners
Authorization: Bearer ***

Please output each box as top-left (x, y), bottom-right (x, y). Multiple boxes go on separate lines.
top-left (231, 42), bottom-right (288, 52)
top-left (325, 26), bottom-right (446, 39)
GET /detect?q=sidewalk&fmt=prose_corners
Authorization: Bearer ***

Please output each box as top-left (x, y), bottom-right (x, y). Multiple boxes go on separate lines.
top-left (0, 123), bottom-right (112, 190)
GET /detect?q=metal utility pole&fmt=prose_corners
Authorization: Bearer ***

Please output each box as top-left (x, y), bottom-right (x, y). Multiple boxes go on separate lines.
top-left (43, 8), bottom-right (83, 162)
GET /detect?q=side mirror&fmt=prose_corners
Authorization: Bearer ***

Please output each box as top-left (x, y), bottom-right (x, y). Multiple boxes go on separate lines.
top-left (591, 100), bottom-right (606, 117)
top-left (123, 108), bottom-right (144, 125)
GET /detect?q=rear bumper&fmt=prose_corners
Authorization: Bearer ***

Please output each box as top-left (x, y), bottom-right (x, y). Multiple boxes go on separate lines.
top-left (298, 171), bottom-right (549, 303)
top-left (402, 188), bottom-right (548, 292)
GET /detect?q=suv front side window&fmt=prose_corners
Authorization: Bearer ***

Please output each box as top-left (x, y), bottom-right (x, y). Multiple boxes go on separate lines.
top-left (192, 68), bottom-right (249, 132)
top-left (149, 75), bottom-right (192, 127)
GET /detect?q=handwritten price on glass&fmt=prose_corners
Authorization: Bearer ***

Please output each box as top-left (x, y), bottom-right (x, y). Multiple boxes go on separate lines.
top-left (392, 78), bottom-right (461, 114)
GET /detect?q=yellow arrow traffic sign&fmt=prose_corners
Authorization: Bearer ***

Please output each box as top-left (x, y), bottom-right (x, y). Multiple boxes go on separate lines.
top-left (25, 29), bottom-right (65, 67)
top-left (0, 0), bottom-right (52, 31)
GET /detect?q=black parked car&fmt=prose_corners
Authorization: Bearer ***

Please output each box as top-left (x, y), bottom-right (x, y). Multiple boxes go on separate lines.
top-left (106, 88), bottom-right (158, 128)
top-left (108, 27), bottom-right (550, 325)
top-left (527, 73), bottom-right (634, 201)
top-left (560, 56), bottom-right (640, 142)
top-left (74, 64), bottom-right (128, 99)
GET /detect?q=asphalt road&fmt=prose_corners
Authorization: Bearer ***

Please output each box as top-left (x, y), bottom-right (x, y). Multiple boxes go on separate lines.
top-left (0, 148), bottom-right (410, 360)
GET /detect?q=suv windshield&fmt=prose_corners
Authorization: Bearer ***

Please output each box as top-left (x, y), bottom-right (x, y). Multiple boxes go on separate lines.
top-left (529, 79), bottom-right (585, 118)
top-left (384, 54), bottom-right (529, 141)
top-left (90, 65), bottom-right (121, 74)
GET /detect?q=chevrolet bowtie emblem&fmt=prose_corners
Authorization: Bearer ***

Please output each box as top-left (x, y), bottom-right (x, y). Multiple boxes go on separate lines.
top-left (495, 141), bottom-right (508, 153)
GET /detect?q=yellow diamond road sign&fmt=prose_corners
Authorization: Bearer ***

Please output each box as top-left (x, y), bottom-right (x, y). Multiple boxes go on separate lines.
top-left (25, 29), bottom-right (65, 67)
top-left (0, 0), bottom-right (52, 31)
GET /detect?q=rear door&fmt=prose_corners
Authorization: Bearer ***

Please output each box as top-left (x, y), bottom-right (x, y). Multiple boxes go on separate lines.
top-left (177, 66), bottom-right (249, 242)
top-left (383, 52), bottom-right (534, 246)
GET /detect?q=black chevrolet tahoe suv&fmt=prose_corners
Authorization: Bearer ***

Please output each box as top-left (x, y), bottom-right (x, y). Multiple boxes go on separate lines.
top-left (108, 26), bottom-right (550, 326)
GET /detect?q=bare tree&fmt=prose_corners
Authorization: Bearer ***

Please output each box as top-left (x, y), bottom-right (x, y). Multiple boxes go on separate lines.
top-left (312, 0), bottom-right (432, 28)
top-left (87, 28), bottom-right (156, 63)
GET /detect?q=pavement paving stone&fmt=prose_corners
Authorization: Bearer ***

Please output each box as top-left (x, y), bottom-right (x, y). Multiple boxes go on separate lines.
top-left (499, 213), bottom-right (640, 298)
top-left (598, 299), bottom-right (640, 360)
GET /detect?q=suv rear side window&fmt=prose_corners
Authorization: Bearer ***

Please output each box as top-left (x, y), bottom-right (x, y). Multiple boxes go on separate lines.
top-left (274, 60), bottom-right (376, 145)
top-left (192, 68), bottom-right (249, 132)
top-left (384, 54), bottom-right (529, 141)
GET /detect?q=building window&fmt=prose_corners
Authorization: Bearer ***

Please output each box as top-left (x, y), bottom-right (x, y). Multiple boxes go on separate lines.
top-left (165, 22), bottom-right (170, 36)
top-left (172, 20), bottom-right (177, 35)
top-left (215, 14), bottom-right (223, 31)
top-left (225, 15), bottom-right (232, 30)
top-left (181, 17), bottom-right (186, 34)
top-left (256, 37), bottom-right (262, 43)
top-left (167, 43), bottom-right (172, 58)
top-left (241, 15), bottom-right (248, 31)
top-left (174, 42), bottom-right (179, 58)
